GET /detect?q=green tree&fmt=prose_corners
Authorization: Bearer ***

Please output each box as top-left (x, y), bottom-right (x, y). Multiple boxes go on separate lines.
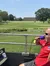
top-left (0, 16), bottom-right (2, 23)
top-left (18, 17), bottom-right (23, 21)
top-left (0, 11), bottom-right (8, 21)
top-left (35, 8), bottom-right (50, 21)
top-left (2, 11), bottom-right (8, 21)
top-left (8, 14), bottom-right (14, 21)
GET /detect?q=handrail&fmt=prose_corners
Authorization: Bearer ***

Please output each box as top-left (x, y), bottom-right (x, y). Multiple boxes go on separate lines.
top-left (0, 42), bottom-right (36, 45)
top-left (0, 33), bottom-right (42, 36)
top-left (0, 33), bottom-right (42, 53)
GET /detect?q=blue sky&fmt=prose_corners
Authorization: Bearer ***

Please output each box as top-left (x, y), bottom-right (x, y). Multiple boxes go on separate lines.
top-left (0, 0), bottom-right (50, 18)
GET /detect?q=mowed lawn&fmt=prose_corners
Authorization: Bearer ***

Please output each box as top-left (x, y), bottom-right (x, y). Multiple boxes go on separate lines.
top-left (0, 21), bottom-right (50, 53)
top-left (0, 21), bottom-right (50, 29)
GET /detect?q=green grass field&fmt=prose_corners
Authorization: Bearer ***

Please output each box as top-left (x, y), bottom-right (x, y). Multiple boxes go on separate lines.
top-left (0, 21), bottom-right (50, 53)
top-left (0, 21), bottom-right (50, 29)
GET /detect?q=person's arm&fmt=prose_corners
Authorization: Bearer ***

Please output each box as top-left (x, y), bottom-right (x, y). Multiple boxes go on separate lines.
top-left (35, 37), bottom-right (40, 45)
top-left (47, 53), bottom-right (50, 62)
top-left (35, 36), bottom-right (45, 46)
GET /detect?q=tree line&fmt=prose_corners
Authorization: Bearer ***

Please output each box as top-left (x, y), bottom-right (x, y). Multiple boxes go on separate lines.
top-left (0, 10), bottom-right (23, 22)
top-left (0, 8), bottom-right (50, 22)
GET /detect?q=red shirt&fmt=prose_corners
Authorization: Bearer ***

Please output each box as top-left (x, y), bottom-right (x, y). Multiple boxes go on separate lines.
top-left (35, 39), bottom-right (50, 66)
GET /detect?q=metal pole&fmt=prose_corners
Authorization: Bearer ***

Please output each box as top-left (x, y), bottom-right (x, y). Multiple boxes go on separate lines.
top-left (25, 35), bottom-right (27, 53)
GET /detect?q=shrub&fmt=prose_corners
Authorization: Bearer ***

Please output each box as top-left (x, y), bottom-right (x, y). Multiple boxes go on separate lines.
top-left (0, 28), bottom-right (27, 33)
top-left (47, 18), bottom-right (50, 23)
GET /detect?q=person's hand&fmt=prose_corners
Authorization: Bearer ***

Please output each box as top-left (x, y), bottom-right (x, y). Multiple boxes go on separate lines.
top-left (34, 37), bottom-right (40, 45)
top-left (34, 37), bottom-right (39, 40)
top-left (33, 37), bottom-right (40, 44)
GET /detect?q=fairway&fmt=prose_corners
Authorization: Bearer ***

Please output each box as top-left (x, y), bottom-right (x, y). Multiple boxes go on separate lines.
top-left (0, 21), bottom-right (50, 29)
top-left (0, 21), bottom-right (50, 53)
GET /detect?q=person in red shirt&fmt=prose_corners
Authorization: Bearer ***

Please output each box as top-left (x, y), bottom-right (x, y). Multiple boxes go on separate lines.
top-left (19, 28), bottom-right (50, 66)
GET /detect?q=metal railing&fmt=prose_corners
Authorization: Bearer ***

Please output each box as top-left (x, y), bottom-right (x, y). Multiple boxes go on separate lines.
top-left (0, 33), bottom-right (42, 53)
